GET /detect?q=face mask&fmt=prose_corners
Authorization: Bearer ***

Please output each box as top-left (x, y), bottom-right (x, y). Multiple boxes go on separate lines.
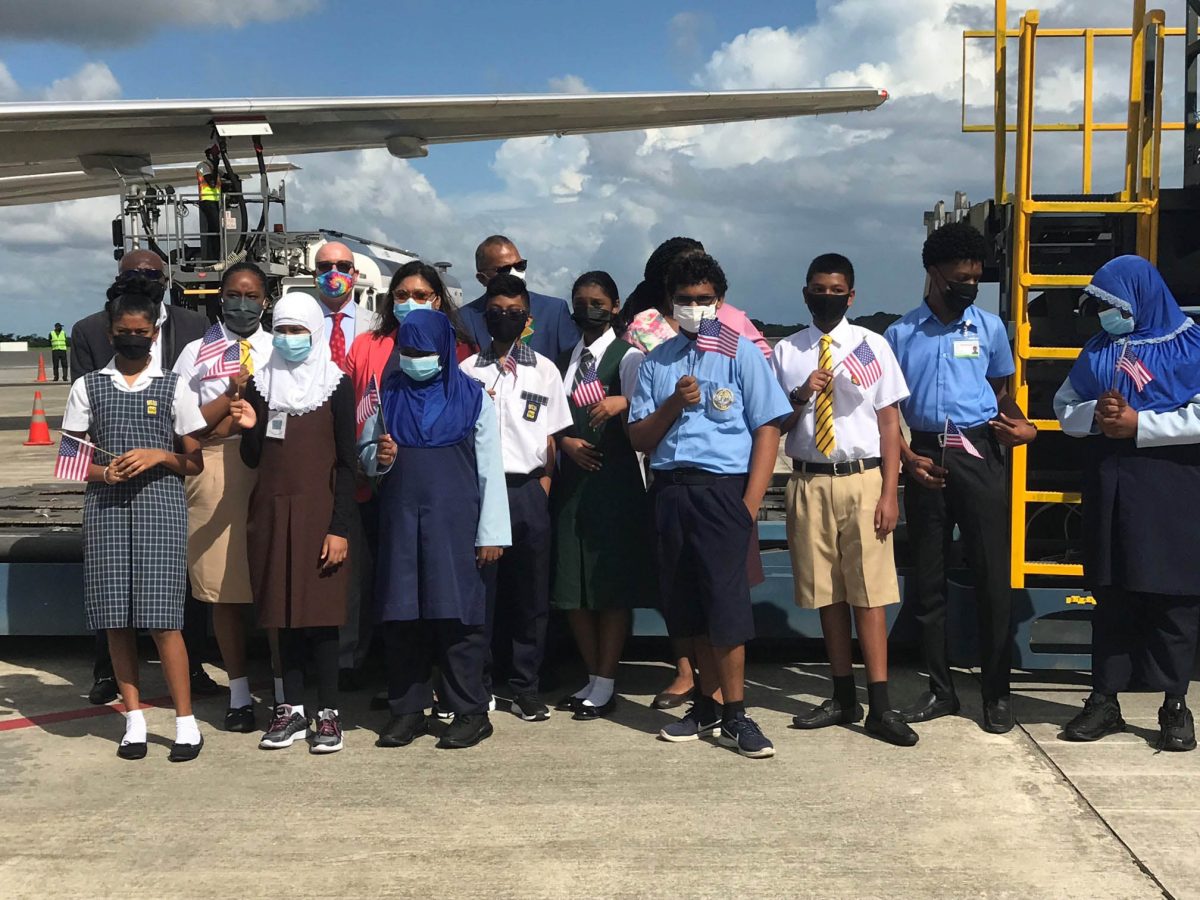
top-left (509, 268), bottom-right (527, 283)
top-left (112, 333), bottom-right (153, 360)
top-left (399, 355), bottom-right (442, 381)
top-left (272, 333), bottom-right (312, 362)
top-left (485, 309), bottom-right (529, 344)
top-left (804, 290), bottom-right (850, 328)
top-left (393, 299), bottom-right (425, 323)
top-left (316, 269), bottom-right (354, 299)
top-left (1098, 307), bottom-right (1135, 336)
top-left (673, 303), bottom-right (717, 334)
top-left (572, 307), bottom-right (613, 329)
top-left (221, 296), bottom-right (263, 337)
top-left (940, 277), bottom-right (979, 316)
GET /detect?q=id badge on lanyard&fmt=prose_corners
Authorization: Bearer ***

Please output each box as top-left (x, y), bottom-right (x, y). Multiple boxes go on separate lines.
top-left (266, 410), bottom-right (288, 440)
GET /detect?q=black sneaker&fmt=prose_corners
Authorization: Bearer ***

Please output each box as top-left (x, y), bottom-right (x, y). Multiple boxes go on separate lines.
top-left (259, 705), bottom-right (308, 750)
top-left (1157, 698), bottom-right (1197, 752)
top-left (511, 693), bottom-right (551, 722)
top-left (658, 702), bottom-right (722, 742)
top-left (310, 709), bottom-right (344, 754)
top-left (718, 712), bottom-right (776, 759)
top-left (438, 713), bottom-right (494, 749)
top-left (1062, 693), bottom-right (1125, 742)
top-left (88, 676), bottom-right (118, 705)
top-left (224, 705), bottom-right (256, 733)
top-left (190, 667), bottom-right (222, 698)
top-left (378, 712), bottom-right (428, 748)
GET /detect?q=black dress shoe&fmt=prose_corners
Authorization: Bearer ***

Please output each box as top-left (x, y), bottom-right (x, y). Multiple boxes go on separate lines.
top-left (573, 696), bottom-right (616, 720)
top-left (899, 691), bottom-right (961, 724)
top-left (983, 697), bottom-right (1015, 734)
top-left (369, 690), bottom-right (390, 712)
top-left (555, 694), bottom-right (582, 712)
top-left (1157, 698), bottom-right (1196, 752)
top-left (378, 712), bottom-right (428, 748)
top-left (652, 687), bottom-right (695, 710)
top-left (438, 713), bottom-right (494, 749)
top-left (224, 705), bottom-right (257, 733)
top-left (865, 710), bottom-right (919, 747)
top-left (168, 736), bottom-right (204, 763)
top-left (791, 698), bottom-right (864, 730)
top-left (190, 668), bottom-right (222, 698)
top-left (117, 741), bottom-right (147, 760)
top-left (89, 676), bottom-right (118, 706)
top-left (1062, 692), bottom-right (1125, 742)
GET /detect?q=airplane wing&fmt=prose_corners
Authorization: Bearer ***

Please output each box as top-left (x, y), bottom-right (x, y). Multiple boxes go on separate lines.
top-left (0, 88), bottom-right (886, 205)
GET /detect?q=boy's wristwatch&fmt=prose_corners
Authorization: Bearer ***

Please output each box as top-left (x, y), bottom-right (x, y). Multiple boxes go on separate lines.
top-left (789, 387), bottom-right (808, 406)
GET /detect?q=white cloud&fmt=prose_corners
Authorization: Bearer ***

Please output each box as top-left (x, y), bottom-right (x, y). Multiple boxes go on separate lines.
top-left (40, 62), bottom-right (121, 102)
top-left (548, 74), bottom-right (592, 95)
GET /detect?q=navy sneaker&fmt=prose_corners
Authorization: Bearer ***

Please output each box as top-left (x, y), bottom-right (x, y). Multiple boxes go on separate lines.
top-left (310, 709), bottom-right (344, 754)
top-left (259, 705), bottom-right (308, 750)
top-left (719, 712), bottom-right (776, 759)
top-left (511, 693), bottom-right (551, 722)
top-left (658, 702), bottom-right (722, 743)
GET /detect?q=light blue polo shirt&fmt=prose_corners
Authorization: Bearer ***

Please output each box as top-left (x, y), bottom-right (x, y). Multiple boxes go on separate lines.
top-left (629, 332), bottom-right (792, 475)
top-left (884, 301), bottom-right (1015, 432)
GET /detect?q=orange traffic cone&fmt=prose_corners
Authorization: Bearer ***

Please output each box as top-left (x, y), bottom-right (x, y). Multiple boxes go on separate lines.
top-left (35, 353), bottom-right (47, 383)
top-left (24, 390), bottom-right (52, 446)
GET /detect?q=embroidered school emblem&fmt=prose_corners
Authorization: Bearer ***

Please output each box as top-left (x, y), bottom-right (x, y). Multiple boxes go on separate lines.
top-left (521, 390), bottom-right (547, 422)
top-left (145, 399), bottom-right (159, 416)
top-left (711, 388), bottom-right (735, 412)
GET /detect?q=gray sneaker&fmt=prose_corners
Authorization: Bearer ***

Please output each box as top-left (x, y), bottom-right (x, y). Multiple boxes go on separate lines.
top-left (310, 709), bottom-right (344, 754)
top-left (259, 705), bottom-right (308, 750)
top-left (658, 703), bottom-right (722, 743)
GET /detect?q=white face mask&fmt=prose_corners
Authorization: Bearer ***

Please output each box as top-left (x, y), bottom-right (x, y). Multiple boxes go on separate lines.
top-left (508, 268), bottom-right (527, 283)
top-left (674, 302), bottom-right (717, 334)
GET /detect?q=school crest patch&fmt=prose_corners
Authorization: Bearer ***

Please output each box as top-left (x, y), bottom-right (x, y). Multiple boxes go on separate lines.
top-left (711, 388), bottom-right (735, 412)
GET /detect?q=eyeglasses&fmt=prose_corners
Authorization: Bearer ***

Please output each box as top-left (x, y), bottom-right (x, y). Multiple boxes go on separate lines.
top-left (315, 260), bottom-right (354, 274)
top-left (393, 289), bottom-right (436, 303)
top-left (482, 259), bottom-right (528, 276)
top-left (484, 307), bottom-right (528, 320)
top-left (119, 268), bottom-right (167, 282)
top-left (671, 294), bottom-right (718, 305)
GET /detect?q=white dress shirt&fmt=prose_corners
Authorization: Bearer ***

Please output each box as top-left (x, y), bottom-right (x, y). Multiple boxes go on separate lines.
top-left (772, 318), bottom-right (909, 463)
top-left (173, 323), bottom-right (274, 405)
top-left (63, 357), bottom-right (208, 437)
top-left (561, 328), bottom-right (645, 399)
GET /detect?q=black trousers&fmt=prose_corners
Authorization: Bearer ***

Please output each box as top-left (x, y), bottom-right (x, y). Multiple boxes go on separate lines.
top-left (198, 199), bottom-right (221, 261)
top-left (486, 477), bottom-right (551, 695)
top-left (384, 619), bottom-right (489, 716)
top-left (1092, 586), bottom-right (1200, 697)
top-left (93, 589), bottom-right (209, 681)
top-left (280, 625), bottom-right (339, 712)
top-left (904, 432), bottom-right (1013, 702)
top-left (51, 349), bottom-right (67, 380)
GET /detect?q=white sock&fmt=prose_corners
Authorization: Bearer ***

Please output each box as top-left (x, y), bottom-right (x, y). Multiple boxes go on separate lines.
top-left (274, 677), bottom-right (286, 704)
top-left (290, 704), bottom-right (305, 719)
top-left (229, 676), bottom-right (251, 709)
top-left (584, 676), bottom-right (615, 707)
top-left (175, 714), bottom-right (201, 746)
top-left (573, 674), bottom-right (597, 700)
top-left (123, 708), bottom-right (146, 745)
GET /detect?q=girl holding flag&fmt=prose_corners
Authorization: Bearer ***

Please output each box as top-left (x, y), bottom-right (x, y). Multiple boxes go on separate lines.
top-left (61, 289), bottom-right (208, 761)
top-left (1054, 255), bottom-right (1200, 751)
top-left (552, 272), bottom-right (654, 719)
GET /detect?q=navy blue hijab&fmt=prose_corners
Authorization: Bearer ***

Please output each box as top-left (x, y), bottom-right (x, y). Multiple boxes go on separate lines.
top-left (1068, 255), bottom-right (1200, 413)
top-left (382, 309), bottom-right (483, 448)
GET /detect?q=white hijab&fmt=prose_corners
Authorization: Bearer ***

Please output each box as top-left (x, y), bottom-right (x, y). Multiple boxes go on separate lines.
top-left (254, 291), bottom-right (344, 415)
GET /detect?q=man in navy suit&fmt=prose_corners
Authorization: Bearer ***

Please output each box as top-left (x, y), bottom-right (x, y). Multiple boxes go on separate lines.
top-left (459, 235), bottom-right (579, 359)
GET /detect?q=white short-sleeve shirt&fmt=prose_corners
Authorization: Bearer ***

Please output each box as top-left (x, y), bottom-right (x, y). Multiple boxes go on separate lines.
top-left (772, 319), bottom-right (909, 463)
top-left (561, 329), bottom-right (645, 400)
top-left (62, 358), bottom-right (209, 438)
top-left (460, 342), bottom-right (573, 474)
top-left (173, 324), bottom-right (274, 405)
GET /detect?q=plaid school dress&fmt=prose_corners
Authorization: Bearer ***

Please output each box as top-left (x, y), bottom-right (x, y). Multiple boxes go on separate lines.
top-left (82, 371), bottom-right (188, 631)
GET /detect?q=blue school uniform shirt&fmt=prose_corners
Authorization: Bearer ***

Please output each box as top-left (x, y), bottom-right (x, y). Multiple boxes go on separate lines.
top-left (629, 332), bottom-right (791, 475)
top-left (884, 301), bottom-right (1015, 431)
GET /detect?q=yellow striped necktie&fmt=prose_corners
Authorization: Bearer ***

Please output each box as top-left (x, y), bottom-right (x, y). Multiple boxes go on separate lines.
top-left (239, 340), bottom-right (254, 375)
top-left (814, 334), bottom-right (836, 457)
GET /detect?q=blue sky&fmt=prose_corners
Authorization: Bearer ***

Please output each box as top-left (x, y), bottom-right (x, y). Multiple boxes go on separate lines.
top-left (0, 0), bottom-right (1179, 335)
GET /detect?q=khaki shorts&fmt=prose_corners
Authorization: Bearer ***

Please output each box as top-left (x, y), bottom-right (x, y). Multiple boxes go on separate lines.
top-left (785, 467), bottom-right (900, 610)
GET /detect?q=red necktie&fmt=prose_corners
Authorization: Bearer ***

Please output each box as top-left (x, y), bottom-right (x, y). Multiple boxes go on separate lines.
top-left (329, 312), bottom-right (348, 372)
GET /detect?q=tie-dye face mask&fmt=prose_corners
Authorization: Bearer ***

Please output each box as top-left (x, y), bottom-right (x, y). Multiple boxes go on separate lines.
top-left (316, 269), bottom-right (354, 299)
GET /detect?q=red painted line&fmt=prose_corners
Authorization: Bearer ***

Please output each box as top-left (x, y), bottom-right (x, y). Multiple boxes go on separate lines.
top-left (0, 695), bottom-right (173, 732)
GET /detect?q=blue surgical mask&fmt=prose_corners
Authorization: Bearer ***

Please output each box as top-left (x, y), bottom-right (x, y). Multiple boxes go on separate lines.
top-left (399, 355), bottom-right (442, 381)
top-left (273, 333), bottom-right (312, 362)
top-left (1098, 307), bottom-right (1135, 336)
top-left (393, 299), bottom-right (423, 322)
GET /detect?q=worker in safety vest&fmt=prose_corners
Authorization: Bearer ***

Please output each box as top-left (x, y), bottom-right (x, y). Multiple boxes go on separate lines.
top-left (196, 157), bottom-right (222, 262)
top-left (49, 322), bottom-right (68, 381)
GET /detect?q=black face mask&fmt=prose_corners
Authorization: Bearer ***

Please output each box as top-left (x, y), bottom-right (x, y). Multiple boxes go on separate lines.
top-left (222, 297), bottom-right (264, 337)
top-left (485, 308), bottom-right (529, 344)
top-left (572, 307), bottom-right (613, 330)
top-left (939, 275), bottom-right (979, 316)
top-left (803, 290), bottom-right (850, 328)
top-left (112, 334), bottom-right (153, 360)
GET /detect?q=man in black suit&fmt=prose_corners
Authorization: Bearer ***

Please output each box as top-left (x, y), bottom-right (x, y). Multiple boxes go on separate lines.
top-left (72, 249), bottom-right (217, 704)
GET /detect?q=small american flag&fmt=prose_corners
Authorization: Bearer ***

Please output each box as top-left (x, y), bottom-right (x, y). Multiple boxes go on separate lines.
top-left (841, 339), bottom-right (882, 388)
top-left (55, 434), bottom-right (95, 481)
top-left (195, 322), bottom-right (228, 366)
top-left (1116, 346), bottom-right (1154, 392)
top-left (943, 419), bottom-right (983, 459)
top-left (696, 317), bottom-right (739, 358)
top-left (203, 340), bottom-right (242, 380)
top-left (500, 353), bottom-right (518, 377)
top-left (356, 374), bottom-right (381, 428)
top-left (571, 361), bottom-right (607, 408)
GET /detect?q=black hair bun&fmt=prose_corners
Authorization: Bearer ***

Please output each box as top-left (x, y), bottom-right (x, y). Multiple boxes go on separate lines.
top-left (106, 270), bottom-right (166, 304)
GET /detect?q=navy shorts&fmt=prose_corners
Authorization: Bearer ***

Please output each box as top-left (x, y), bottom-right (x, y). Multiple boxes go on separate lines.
top-left (651, 470), bottom-right (755, 647)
